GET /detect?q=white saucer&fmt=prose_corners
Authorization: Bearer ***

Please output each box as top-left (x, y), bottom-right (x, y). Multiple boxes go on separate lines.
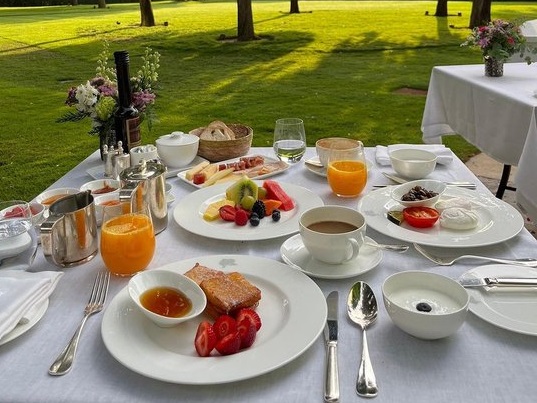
top-left (280, 234), bottom-right (382, 279)
top-left (304, 157), bottom-right (373, 178)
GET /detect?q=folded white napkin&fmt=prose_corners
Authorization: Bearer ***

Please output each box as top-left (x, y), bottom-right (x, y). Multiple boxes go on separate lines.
top-left (0, 270), bottom-right (63, 339)
top-left (375, 144), bottom-right (453, 166)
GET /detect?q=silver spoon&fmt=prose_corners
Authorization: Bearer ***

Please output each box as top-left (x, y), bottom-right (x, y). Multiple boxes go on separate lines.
top-left (347, 282), bottom-right (378, 398)
top-left (365, 242), bottom-right (409, 253)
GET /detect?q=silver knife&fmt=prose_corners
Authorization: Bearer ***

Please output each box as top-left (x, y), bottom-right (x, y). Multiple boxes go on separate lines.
top-left (324, 291), bottom-right (339, 403)
top-left (380, 172), bottom-right (476, 189)
top-left (459, 277), bottom-right (537, 288)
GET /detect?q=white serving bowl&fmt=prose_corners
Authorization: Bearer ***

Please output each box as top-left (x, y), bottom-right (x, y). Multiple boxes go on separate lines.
top-left (156, 131), bottom-right (199, 169)
top-left (35, 187), bottom-right (80, 207)
top-left (128, 269), bottom-right (207, 328)
top-left (93, 193), bottom-right (121, 226)
top-left (315, 137), bottom-right (361, 167)
top-left (80, 179), bottom-right (120, 196)
top-left (382, 271), bottom-right (469, 340)
top-left (391, 179), bottom-right (446, 208)
top-left (29, 202), bottom-right (45, 225)
top-left (389, 148), bottom-right (438, 179)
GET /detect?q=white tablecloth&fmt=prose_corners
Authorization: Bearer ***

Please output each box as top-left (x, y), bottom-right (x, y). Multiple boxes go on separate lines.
top-left (421, 63), bottom-right (537, 222)
top-left (2, 147), bottom-right (537, 403)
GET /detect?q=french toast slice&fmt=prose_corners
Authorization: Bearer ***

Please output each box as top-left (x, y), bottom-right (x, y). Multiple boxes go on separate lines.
top-left (184, 263), bottom-right (225, 285)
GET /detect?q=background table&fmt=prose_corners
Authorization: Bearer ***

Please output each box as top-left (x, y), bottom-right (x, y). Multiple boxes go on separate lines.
top-left (421, 63), bottom-right (537, 220)
top-left (2, 147), bottom-right (537, 403)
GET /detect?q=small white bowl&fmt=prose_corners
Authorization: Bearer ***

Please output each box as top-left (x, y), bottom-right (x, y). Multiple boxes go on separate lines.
top-left (156, 131), bottom-right (200, 169)
top-left (315, 137), bottom-right (361, 167)
top-left (391, 179), bottom-right (446, 208)
top-left (93, 193), bottom-right (121, 226)
top-left (128, 269), bottom-right (207, 328)
top-left (35, 187), bottom-right (80, 207)
top-left (80, 179), bottom-right (120, 196)
top-left (29, 202), bottom-right (45, 225)
top-left (389, 149), bottom-right (437, 179)
top-left (382, 271), bottom-right (469, 340)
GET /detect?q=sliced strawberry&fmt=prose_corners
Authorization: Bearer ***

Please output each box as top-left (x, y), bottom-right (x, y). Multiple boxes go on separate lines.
top-left (213, 315), bottom-right (237, 340)
top-left (194, 321), bottom-right (217, 357)
top-left (237, 318), bottom-right (257, 349)
top-left (235, 308), bottom-right (262, 331)
top-left (215, 331), bottom-right (241, 355)
top-left (234, 209), bottom-right (249, 226)
top-left (3, 206), bottom-right (25, 218)
top-left (219, 205), bottom-right (236, 222)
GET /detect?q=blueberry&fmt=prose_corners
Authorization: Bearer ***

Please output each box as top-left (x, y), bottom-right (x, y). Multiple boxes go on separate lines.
top-left (416, 302), bottom-right (432, 312)
top-left (272, 209), bottom-right (281, 222)
top-left (249, 213), bottom-right (260, 226)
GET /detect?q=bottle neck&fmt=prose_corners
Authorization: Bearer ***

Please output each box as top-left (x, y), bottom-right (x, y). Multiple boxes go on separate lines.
top-left (114, 51), bottom-right (133, 108)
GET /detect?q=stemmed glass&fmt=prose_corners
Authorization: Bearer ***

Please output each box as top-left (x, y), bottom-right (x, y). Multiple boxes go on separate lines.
top-left (326, 141), bottom-right (368, 197)
top-left (0, 200), bottom-right (38, 270)
top-left (273, 118), bottom-right (307, 163)
top-left (100, 203), bottom-right (155, 277)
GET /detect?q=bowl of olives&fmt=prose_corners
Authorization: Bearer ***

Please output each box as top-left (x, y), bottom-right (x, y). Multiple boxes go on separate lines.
top-left (390, 179), bottom-right (446, 208)
top-left (382, 271), bottom-right (469, 340)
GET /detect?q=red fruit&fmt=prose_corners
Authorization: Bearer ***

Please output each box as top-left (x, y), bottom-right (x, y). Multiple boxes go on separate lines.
top-left (262, 180), bottom-right (295, 211)
top-left (194, 321), bottom-right (217, 357)
top-left (215, 331), bottom-right (241, 355)
top-left (192, 172), bottom-right (206, 185)
top-left (213, 315), bottom-right (237, 340)
top-left (3, 206), bottom-right (25, 218)
top-left (237, 318), bottom-right (257, 349)
top-left (235, 308), bottom-right (262, 331)
top-left (234, 209), bottom-right (249, 226)
top-left (219, 205), bottom-right (236, 222)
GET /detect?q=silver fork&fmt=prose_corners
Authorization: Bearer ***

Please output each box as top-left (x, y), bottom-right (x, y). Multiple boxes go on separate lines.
top-left (413, 243), bottom-right (537, 267)
top-left (49, 270), bottom-right (110, 376)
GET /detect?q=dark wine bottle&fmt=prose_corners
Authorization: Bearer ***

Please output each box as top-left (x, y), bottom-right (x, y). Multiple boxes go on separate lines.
top-left (113, 50), bottom-right (141, 153)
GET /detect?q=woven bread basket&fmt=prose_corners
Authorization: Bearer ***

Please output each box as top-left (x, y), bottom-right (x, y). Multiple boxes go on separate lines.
top-left (189, 124), bottom-right (253, 162)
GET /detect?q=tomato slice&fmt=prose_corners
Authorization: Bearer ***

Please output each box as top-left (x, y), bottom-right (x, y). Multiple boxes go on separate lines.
top-left (403, 207), bottom-right (439, 228)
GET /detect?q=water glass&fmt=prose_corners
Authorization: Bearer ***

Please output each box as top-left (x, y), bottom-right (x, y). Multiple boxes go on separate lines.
top-left (0, 200), bottom-right (38, 270)
top-left (100, 203), bottom-right (155, 277)
top-left (326, 141), bottom-right (368, 197)
top-left (273, 118), bottom-right (307, 163)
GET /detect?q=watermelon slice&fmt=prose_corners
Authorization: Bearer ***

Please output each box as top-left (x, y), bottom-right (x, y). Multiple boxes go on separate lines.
top-left (262, 180), bottom-right (295, 211)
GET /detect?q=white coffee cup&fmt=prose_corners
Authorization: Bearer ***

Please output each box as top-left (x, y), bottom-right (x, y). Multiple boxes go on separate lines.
top-left (299, 205), bottom-right (366, 264)
top-left (130, 144), bottom-right (159, 166)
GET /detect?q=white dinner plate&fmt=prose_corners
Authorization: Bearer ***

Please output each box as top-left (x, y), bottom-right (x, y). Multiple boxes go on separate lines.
top-left (461, 264), bottom-right (537, 336)
top-left (358, 187), bottom-right (523, 248)
top-left (86, 155), bottom-right (208, 179)
top-left (177, 155), bottom-right (290, 189)
top-left (280, 234), bottom-right (382, 279)
top-left (101, 255), bottom-right (327, 384)
top-left (173, 182), bottom-right (324, 241)
top-left (0, 298), bottom-right (49, 346)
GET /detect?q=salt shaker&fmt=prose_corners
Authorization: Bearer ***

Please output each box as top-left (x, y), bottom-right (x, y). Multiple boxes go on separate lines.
top-left (113, 141), bottom-right (131, 180)
top-left (103, 145), bottom-right (114, 178)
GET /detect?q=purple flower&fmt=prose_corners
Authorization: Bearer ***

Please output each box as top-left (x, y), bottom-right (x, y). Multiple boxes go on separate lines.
top-left (132, 90), bottom-right (156, 112)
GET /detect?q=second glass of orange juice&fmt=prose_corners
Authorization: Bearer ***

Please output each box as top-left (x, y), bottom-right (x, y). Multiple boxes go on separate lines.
top-left (327, 141), bottom-right (368, 197)
top-left (100, 203), bottom-right (155, 277)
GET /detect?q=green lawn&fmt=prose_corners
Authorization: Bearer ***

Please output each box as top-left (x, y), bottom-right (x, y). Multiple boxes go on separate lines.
top-left (1, 1), bottom-right (536, 201)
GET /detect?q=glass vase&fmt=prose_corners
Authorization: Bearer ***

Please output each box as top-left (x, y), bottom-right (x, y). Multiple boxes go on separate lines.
top-left (484, 56), bottom-right (504, 77)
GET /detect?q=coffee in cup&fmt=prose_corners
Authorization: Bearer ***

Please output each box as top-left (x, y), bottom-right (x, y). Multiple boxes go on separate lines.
top-left (299, 205), bottom-right (366, 264)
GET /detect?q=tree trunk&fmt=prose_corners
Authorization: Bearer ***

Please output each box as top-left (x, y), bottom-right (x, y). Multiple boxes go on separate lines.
top-left (290, 0), bottom-right (300, 14)
top-left (97, 0), bottom-right (106, 8)
top-left (237, 0), bottom-right (256, 41)
top-left (70, 0), bottom-right (78, 5)
top-left (434, 0), bottom-right (448, 17)
top-left (469, 0), bottom-right (492, 29)
top-left (140, 0), bottom-right (156, 27)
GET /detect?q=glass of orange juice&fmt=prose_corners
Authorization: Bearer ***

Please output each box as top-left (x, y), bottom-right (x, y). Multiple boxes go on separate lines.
top-left (100, 203), bottom-right (155, 277)
top-left (327, 141), bottom-right (368, 197)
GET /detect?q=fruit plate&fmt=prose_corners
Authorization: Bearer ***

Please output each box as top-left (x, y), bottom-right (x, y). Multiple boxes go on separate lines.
top-left (177, 155), bottom-right (290, 188)
top-left (173, 181), bottom-right (324, 241)
top-left (101, 255), bottom-right (327, 384)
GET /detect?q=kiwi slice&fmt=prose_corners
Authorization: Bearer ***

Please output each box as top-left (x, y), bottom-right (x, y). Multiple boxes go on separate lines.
top-left (387, 210), bottom-right (404, 226)
top-left (225, 176), bottom-right (259, 205)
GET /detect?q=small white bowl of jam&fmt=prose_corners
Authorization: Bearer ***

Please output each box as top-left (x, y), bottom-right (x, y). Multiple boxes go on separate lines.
top-left (128, 269), bottom-right (207, 328)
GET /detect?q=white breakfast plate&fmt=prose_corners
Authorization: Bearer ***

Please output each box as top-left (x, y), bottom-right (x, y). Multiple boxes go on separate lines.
top-left (304, 157), bottom-right (372, 177)
top-left (86, 155), bottom-right (208, 180)
top-left (358, 187), bottom-right (523, 248)
top-left (101, 255), bottom-right (327, 384)
top-left (280, 234), bottom-right (382, 279)
top-left (461, 264), bottom-right (537, 336)
top-left (177, 155), bottom-right (290, 188)
top-left (173, 182), bottom-right (323, 241)
top-left (0, 298), bottom-right (49, 346)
